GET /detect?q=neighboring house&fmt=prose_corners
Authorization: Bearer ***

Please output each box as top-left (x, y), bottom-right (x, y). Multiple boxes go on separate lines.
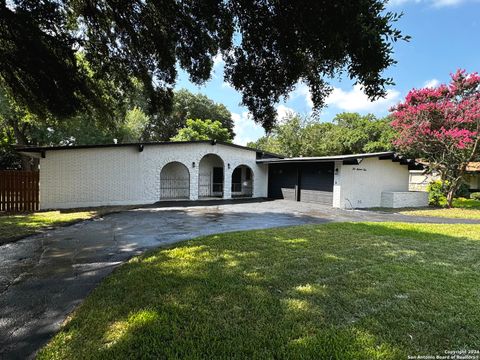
top-left (409, 162), bottom-right (480, 193)
top-left (17, 140), bottom-right (427, 210)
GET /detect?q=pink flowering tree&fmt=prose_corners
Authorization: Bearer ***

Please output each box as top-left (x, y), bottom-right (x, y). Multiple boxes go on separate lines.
top-left (391, 70), bottom-right (480, 207)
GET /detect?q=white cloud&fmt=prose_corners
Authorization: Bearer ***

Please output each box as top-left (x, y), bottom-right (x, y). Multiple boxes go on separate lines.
top-left (388, 0), bottom-right (420, 6)
top-left (276, 104), bottom-right (295, 122)
top-left (212, 53), bottom-right (224, 69)
top-left (424, 78), bottom-right (440, 88)
top-left (232, 112), bottom-right (265, 145)
top-left (325, 84), bottom-right (401, 113)
top-left (221, 81), bottom-right (234, 89)
top-left (292, 83), bottom-right (314, 109)
top-left (232, 105), bottom-right (294, 145)
top-left (211, 53), bottom-right (225, 79)
top-left (388, 0), bottom-right (475, 7)
top-left (431, 0), bottom-right (468, 6)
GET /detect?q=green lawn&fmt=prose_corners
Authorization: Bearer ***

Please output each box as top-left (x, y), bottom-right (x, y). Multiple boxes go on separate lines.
top-left (400, 198), bottom-right (480, 220)
top-left (0, 206), bottom-right (133, 245)
top-left (38, 223), bottom-right (480, 359)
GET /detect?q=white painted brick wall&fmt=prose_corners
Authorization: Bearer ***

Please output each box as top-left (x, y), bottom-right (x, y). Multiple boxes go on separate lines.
top-left (332, 161), bottom-right (342, 208)
top-left (39, 142), bottom-right (268, 209)
top-left (381, 191), bottom-right (429, 208)
top-left (334, 157), bottom-right (410, 208)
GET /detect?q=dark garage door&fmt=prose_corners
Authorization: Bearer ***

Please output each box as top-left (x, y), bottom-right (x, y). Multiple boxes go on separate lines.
top-left (268, 164), bottom-right (298, 201)
top-left (268, 162), bottom-right (334, 205)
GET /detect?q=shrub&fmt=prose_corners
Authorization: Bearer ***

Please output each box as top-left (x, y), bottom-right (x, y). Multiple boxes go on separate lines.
top-left (427, 180), bottom-right (446, 207)
top-left (472, 192), bottom-right (480, 201)
top-left (455, 182), bottom-right (471, 199)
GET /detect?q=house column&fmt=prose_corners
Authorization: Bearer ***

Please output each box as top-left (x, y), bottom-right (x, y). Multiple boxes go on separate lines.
top-left (189, 160), bottom-right (199, 200)
top-left (332, 161), bottom-right (342, 208)
top-left (223, 162), bottom-right (233, 199)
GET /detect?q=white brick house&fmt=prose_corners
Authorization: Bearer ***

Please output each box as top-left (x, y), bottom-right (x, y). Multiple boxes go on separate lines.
top-left (18, 141), bottom-right (428, 210)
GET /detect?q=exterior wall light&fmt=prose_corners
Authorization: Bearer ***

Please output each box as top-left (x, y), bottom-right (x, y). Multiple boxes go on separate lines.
top-left (192, 162), bottom-right (195, 168)
top-left (227, 163), bottom-right (230, 169)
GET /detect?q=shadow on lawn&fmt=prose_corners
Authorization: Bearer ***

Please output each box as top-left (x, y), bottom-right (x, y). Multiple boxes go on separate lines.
top-left (38, 222), bottom-right (480, 359)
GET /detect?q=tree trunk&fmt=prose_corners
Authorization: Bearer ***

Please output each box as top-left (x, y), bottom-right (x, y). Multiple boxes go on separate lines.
top-left (445, 177), bottom-right (463, 208)
top-left (7, 117), bottom-right (37, 171)
top-left (446, 188), bottom-right (455, 208)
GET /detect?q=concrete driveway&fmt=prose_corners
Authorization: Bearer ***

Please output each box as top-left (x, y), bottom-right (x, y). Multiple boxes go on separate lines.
top-left (1, 199), bottom-right (478, 359)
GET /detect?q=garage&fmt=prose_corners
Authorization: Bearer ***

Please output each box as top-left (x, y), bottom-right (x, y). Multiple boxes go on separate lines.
top-left (267, 162), bottom-right (334, 205)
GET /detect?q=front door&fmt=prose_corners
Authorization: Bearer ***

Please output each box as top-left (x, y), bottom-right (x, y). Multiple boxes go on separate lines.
top-left (212, 167), bottom-right (224, 194)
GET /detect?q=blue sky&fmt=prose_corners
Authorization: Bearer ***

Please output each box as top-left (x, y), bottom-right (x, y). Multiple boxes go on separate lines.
top-left (175, 0), bottom-right (480, 145)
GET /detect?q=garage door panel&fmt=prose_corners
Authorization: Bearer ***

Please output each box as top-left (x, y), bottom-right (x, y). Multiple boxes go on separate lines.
top-left (299, 163), bottom-right (334, 205)
top-left (300, 163), bottom-right (334, 191)
top-left (299, 190), bottom-right (333, 204)
top-left (268, 164), bottom-right (297, 199)
top-left (281, 188), bottom-right (296, 201)
top-left (268, 162), bottom-right (334, 205)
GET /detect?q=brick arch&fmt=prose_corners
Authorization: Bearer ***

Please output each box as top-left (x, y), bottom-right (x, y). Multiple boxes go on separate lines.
top-left (230, 164), bottom-right (254, 198)
top-left (159, 161), bottom-right (190, 199)
top-left (198, 153), bottom-right (224, 198)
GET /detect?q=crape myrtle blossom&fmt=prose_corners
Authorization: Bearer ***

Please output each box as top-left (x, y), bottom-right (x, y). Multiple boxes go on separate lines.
top-left (390, 69), bottom-right (480, 207)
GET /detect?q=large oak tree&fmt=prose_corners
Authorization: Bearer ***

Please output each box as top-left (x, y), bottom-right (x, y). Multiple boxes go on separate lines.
top-left (1, 0), bottom-right (408, 130)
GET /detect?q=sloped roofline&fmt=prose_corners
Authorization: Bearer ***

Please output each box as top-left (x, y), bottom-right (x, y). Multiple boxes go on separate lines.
top-left (16, 139), bottom-right (283, 159)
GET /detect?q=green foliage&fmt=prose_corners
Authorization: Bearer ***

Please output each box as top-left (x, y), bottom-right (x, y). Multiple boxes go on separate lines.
top-left (0, 2), bottom-right (102, 119)
top-left (0, 81), bottom-right (232, 168)
top-left (249, 112), bottom-right (396, 157)
top-left (427, 180), bottom-right (472, 207)
top-left (456, 182), bottom-right (471, 199)
top-left (170, 119), bottom-right (232, 142)
top-left (1, 1), bottom-right (407, 130)
top-left (427, 180), bottom-right (447, 207)
top-left (472, 192), bottom-right (480, 201)
top-left (0, 124), bottom-right (21, 170)
top-left (119, 107), bottom-right (150, 142)
top-left (146, 89), bottom-right (234, 141)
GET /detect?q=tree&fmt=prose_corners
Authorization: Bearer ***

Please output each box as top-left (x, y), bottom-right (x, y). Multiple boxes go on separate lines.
top-left (248, 112), bottom-right (395, 157)
top-left (329, 113), bottom-right (395, 154)
top-left (144, 89), bottom-right (234, 141)
top-left (248, 112), bottom-right (319, 157)
top-left (0, 121), bottom-right (21, 170)
top-left (119, 107), bottom-right (150, 143)
top-left (170, 119), bottom-right (232, 142)
top-left (391, 70), bottom-right (480, 208)
top-left (1, 1), bottom-right (408, 130)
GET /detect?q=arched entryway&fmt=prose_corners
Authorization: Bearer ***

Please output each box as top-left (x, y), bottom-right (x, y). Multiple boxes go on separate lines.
top-left (198, 154), bottom-right (224, 198)
top-left (160, 162), bottom-right (190, 199)
top-left (231, 165), bottom-right (253, 198)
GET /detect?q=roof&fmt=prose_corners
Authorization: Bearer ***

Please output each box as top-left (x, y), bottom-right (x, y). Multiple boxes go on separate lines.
top-left (257, 151), bottom-right (392, 163)
top-left (16, 140), bottom-right (283, 159)
top-left (256, 151), bottom-right (424, 169)
top-left (15, 141), bottom-right (425, 170)
top-left (415, 160), bottom-right (480, 173)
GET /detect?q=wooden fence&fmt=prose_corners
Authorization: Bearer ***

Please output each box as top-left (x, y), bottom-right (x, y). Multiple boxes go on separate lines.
top-left (0, 171), bottom-right (39, 212)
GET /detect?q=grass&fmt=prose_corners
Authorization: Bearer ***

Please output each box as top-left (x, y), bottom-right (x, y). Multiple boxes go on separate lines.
top-left (0, 206), bottom-right (134, 245)
top-left (38, 222), bottom-right (480, 359)
top-left (399, 198), bottom-right (480, 220)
